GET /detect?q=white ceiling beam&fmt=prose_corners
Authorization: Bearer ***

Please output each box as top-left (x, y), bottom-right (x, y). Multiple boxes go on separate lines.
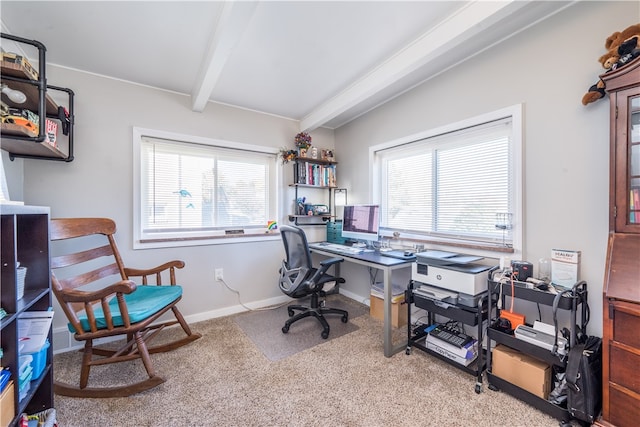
top-left (191, 1), bottom-right (258, 112)
top-left (299, 0), bottom-right (530, 132)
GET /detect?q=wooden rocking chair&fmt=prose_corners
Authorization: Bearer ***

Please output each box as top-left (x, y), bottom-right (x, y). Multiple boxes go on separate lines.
top-left (50, 218), bottom-right (202, 398)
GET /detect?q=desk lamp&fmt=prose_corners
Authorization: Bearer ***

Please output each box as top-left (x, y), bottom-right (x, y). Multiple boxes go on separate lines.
top-left (333, 188), bottom-right (347, 224)
top-left (333, 188), bottom-right (347, 207)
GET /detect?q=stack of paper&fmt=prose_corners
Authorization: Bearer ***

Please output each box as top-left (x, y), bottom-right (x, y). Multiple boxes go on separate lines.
top-left (18, 311), bottom-right (54, 354)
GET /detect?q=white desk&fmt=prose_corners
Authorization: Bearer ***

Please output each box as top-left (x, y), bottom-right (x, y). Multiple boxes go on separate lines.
top-left (308, 243), bottom-right (413, 357)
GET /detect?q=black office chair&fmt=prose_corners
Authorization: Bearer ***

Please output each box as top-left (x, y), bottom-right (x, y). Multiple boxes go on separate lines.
top-left (278, 225), bottom-right (348, 339)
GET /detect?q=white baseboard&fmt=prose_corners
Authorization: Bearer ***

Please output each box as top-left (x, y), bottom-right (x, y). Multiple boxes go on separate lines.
top-left (339, 288), bottom-right (370, 307)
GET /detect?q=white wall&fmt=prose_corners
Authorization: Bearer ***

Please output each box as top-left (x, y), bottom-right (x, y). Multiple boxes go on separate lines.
top-left (16, 64), bottom-right (335, 351)
top-left (1, 151), bottom-right (24, 202)
top-left (333, 1), bottom-right (639, 337)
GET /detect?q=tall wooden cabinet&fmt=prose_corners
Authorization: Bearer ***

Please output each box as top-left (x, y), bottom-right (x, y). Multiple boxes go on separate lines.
top-left (0, 205), bottom-right (53, 426)
top-left (599, 57), bottom-right (640, 427)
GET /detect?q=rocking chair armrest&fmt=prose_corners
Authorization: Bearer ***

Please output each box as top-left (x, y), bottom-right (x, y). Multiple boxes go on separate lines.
top-left (124, 260), bottom-right (185, 277)
top-left (59, 280), bottom-right (137, 303)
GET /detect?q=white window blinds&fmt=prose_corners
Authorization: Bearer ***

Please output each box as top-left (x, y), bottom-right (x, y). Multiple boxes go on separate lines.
top-left (376, 117), bottom-right (514, 247)
top-left (138, 135), bottom-right (277, 243)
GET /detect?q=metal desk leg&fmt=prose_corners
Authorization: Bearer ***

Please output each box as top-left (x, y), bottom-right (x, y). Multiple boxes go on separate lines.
top-left (383, 267), bottom-right (407, 357)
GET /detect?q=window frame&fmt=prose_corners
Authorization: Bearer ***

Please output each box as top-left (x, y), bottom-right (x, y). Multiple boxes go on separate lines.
top-left (133, 127), bottom-right (282, 249)
top-left (369, 104), bottom-right (523, 257)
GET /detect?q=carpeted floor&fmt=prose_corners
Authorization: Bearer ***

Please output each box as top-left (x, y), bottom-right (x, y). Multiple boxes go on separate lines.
top-left (52, 295), bottom-right (560, 426)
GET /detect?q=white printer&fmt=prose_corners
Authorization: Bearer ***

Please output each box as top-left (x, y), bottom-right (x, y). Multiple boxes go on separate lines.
top-left (412, 250), bottom-right (493, 297)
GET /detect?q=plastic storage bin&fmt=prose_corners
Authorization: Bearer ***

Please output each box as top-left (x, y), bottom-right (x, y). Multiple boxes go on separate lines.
top-left (26, 339), bottom-right (50, 380)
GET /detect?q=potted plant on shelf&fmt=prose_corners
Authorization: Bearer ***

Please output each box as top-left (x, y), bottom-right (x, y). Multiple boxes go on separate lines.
top-left (295, 132), bottom-right (312, 157)
top-left (278, 148), bottom-right (298, 164)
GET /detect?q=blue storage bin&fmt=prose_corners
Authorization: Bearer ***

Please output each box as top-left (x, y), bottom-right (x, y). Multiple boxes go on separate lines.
top-left (26, 339), bottom-right (50, 380)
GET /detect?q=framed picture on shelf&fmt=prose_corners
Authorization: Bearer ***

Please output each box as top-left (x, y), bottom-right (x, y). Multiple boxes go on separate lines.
top-left (321, 149), bottom-right (335, 161)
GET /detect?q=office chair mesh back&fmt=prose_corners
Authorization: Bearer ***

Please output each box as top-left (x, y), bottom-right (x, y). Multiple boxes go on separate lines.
top-left (278, 225), bottom-right (348, 339)
top-left (279, 226), bottom-right (315, 296)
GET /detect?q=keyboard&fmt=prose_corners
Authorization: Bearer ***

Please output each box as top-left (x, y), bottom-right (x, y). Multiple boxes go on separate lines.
top-left (427, 324), bottom-right (474, 348)
top-left (312, 242), bottom-right (364, 254)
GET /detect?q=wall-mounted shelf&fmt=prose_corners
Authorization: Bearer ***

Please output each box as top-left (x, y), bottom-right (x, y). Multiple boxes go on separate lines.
top-left (289, 157), bottom-right (337, 226)
top-left (1, 33), bottom-right (74, 162)
top-left (288, 213), bottom-right (333, 225)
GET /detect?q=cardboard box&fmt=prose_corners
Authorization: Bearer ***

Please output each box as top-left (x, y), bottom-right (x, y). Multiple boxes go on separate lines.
top-left (1, 380), bottom-right (15, 427)
top-left (370, 294), bottom-right (407, 328)
top-left (1, 51), bottom-right (38, 80)
top-left (492, 344), bottom-right (551, 399)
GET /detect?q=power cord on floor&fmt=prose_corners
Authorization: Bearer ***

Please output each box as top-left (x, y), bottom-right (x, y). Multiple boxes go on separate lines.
top-left (219, 278), bottom-right (290, 312)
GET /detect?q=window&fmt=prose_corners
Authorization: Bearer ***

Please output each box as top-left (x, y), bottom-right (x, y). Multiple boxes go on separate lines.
top-left (372, 105), bottom-right (522, 253)
top-left (133, 128), bottom-right (279, 248)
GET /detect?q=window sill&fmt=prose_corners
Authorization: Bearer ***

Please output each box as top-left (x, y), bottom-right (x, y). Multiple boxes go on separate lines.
top-left (404, 236), bottom-right (514, 254)
top-left (380, 230), bottom-right (515, 258)
top-left (135, 231), bottom-right (281, 249)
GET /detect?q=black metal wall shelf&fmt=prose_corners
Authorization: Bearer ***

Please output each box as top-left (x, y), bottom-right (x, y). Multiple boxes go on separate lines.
top-left (288, 157), bottom-right (337, 226)
top-left (1, 33), bottom-right (75, 162)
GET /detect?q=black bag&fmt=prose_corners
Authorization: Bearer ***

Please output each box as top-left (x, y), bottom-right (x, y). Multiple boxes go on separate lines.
top-left (566, 336), bottom-right (602, 423)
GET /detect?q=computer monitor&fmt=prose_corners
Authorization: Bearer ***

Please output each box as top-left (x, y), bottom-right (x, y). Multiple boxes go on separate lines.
top-left (341, 204), bottom-right (379, 244)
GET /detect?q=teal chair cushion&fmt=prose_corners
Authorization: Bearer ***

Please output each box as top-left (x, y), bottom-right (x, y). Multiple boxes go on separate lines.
top-left (69, 285), bottom-right (183, 333)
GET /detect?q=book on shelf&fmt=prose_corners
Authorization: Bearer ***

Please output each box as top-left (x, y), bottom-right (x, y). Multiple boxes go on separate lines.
top-left (631, 187), bottom-right (640, 223)
top-left (293, 161), bottom-right (336, 186)
top-left (0, 368), bottom-right (10, 392)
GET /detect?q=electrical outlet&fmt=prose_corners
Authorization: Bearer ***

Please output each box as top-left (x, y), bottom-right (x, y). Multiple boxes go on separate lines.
top-left (215, 268), bottom-right (224, 281)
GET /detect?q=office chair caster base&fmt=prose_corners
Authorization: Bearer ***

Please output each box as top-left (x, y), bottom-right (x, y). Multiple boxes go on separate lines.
top-left (282, 325), bottom-right (290, 333)
top-left (341, 314), bottom-right (348, 323)
top-left (321, 329), bottom-right (329, 339)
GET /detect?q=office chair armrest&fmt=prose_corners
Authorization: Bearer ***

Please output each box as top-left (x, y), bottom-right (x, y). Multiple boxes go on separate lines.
top-left (319, 257), bottom-right (344, 268)
top-left (306, 257), bottom-right (344, 288)
top-left (315, 257), bottom-right (344, 276)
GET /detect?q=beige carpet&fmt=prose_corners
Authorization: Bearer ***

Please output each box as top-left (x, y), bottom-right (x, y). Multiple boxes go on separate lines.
top-left (233, 295), bottom-right (368, 361)
top-left (52, 296), bottom-right (560, 427)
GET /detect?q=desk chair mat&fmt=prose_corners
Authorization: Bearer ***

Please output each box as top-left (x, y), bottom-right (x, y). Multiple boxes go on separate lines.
top-left (234, 295), bottom-right (368, 361)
